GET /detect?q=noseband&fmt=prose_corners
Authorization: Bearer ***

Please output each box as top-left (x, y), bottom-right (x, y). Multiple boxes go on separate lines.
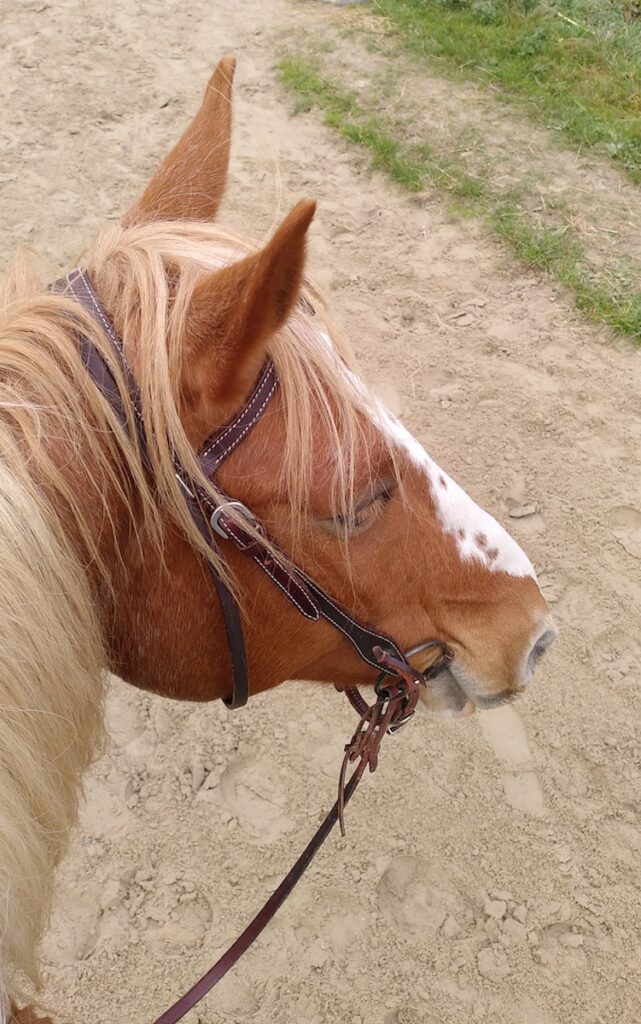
top-left (58, 268), bottom-right (454, 1023)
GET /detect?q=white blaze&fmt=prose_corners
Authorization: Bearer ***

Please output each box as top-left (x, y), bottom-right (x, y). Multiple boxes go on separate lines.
top-left (315, 326), bottom-right (535, 579)
top-left (374, 405), bottom-right (536, 579)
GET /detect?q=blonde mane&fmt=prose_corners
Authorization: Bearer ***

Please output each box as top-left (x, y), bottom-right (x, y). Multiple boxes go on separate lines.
top-left (0, 463), bottom-right (104, 1013)
top-left (87, 218), bottom-right (392, 568)
top-left (0, 220), bottom-right (395, 1009)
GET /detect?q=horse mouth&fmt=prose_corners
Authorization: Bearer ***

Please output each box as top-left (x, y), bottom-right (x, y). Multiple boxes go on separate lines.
top-left (418, 666), bottom-right (476, 718)
top-left (418, 662), bottom-right (521, 718)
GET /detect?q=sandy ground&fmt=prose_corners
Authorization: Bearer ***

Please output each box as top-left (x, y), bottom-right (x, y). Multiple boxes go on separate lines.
top-left (2, 1), bottom-right (641, 1022)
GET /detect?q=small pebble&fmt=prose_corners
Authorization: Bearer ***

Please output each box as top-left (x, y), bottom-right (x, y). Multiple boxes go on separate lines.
top-left (308, 940), bottom-right (328, 969)
top-left (100, 879), bottom-right (124, 913)
top-left (484, 919), bottom-right (501, 942)
top-left (442, 915), bottom-right (462, 939)
top-left (191, 761), bottom-right (206, 793)
top-left (509, 503), bottom-right (538, 519)
top-left (490, 889), bottom-right (513, 903)
top-left (502, 918), bottom-right (527, 945)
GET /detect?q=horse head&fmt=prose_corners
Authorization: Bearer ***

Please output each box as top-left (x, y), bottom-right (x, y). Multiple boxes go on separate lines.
top-left (82, 57), bottom-right (556, 716)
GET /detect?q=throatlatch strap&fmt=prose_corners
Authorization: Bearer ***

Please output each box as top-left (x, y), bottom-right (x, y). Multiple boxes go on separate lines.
top-left (182, 492), bottom-right (250, 709)
top-left (56, 269), bottom-right (251, 708)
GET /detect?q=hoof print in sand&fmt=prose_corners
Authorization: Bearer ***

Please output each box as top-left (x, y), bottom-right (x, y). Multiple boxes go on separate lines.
top-left (219, 755), bottom-right (293, 843)
top-left (609, 505), bottom-right (641, 560)
top-left (208, 975), bottom-right (259, 1019)
top-left (44, 882), bottom-right (102, 963)
top-left (377, 855), bottom-right (459, 937)
top-left (146, 896), bottom-right (213, 956)
top-left (477, 945), bottom-right (511, 983)
top-left (385, 1008), bottom-right (444, 1024)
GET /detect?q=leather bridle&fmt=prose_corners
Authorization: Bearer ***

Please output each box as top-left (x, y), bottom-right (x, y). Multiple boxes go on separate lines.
top-left (57, 268), bottom-right (454, 1022)
top-left (60, 268), bottom-right (453, 707)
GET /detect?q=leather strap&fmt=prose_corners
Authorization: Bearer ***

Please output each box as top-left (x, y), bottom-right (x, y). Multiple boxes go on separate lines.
top-left (150, 675), bottom-right (417, 1024)
top-left (56, 269), bottom-right (418, 704)
top-left (180, 491), bottom-right (250, 709)
top-left (214, 514), bottom-right (408, 669)
top-left (198, 358), bottom-right (279, 476)
top-left (151, 766), bottom-right (364, 1024)
top-left (53, 268), bottom-right (456, 1024)
top-left (205, 511), bottom-right (320, 622)
top-left (55, 270), bottom-right (252, 707)
top-left (54, 270), bottom-right (149, 465)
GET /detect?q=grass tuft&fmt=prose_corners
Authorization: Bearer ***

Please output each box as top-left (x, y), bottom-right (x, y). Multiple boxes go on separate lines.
top-left (279, 56), bottom-right (485, 195)
top-left (279, 53), bottom-right (641, 342)
top-left (373, 0), bottom-right (641, 185)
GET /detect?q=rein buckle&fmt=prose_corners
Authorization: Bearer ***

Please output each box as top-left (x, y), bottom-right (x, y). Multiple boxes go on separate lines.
top-left (386, 708), bottom-right (416, 735)
top-left (210, 500), bottom-right (258, 540)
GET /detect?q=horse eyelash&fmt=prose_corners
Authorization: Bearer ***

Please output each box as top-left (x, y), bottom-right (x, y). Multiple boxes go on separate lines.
top-left (331, 484), bottom-right (395, 532)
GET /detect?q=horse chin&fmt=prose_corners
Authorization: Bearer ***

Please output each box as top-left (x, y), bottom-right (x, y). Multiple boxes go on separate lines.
top-left (418, 667), bottom-right (476, 719)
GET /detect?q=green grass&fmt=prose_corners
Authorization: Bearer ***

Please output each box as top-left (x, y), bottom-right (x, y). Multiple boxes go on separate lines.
top-left (279, 54), bottom-right (641, 341)
top-left (279, 56), bottom-right (486, 196)
top-left (372, 0), bottom-right (641, 184)
top-left (491, 203), bottom-right (641, 335)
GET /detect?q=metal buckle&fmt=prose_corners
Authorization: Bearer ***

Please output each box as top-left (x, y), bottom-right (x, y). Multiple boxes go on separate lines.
top-left (210, 501), bottom-right (257, 540)
top-left (371, 676), bottom-right (415, 736)
top-left (387, 708), bottom-right (416, 736)
top-left (372, 638), bottom-right (454, 736)
top-left (405, 639), bottom-right (454, 680)
top-left (374, 675), bottom-right (408, 701)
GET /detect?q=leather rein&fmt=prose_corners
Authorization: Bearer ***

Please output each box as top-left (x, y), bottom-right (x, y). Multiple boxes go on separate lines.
top-left (58, 269), bottom-right (454, 1023)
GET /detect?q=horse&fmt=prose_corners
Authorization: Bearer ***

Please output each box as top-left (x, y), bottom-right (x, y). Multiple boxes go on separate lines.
top-left (0, 56), bottom-right (556, 1023)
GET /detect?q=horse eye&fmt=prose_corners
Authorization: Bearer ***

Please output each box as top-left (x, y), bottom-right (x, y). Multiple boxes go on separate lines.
top-left (324, 483), bottom-right (395, 534)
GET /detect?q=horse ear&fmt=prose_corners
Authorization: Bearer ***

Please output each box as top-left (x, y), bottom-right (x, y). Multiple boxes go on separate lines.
top-left (124, 57), bottom-right (236, 225)
top-left (181, 199), bottom-right (316, 441)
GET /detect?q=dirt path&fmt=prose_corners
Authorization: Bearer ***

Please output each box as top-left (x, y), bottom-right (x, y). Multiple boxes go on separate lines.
top-left (310, 10), bottom-right (641, 275)
top-left (2, 1), bottom-right (641, 1023)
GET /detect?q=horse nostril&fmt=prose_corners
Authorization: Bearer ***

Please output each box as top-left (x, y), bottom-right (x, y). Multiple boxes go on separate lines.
top-left (529, 626), bottom-right (557, 670)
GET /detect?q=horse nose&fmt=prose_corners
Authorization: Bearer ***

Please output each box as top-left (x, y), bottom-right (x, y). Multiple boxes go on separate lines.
top-left (528, 624), bottom-right (558, 674)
